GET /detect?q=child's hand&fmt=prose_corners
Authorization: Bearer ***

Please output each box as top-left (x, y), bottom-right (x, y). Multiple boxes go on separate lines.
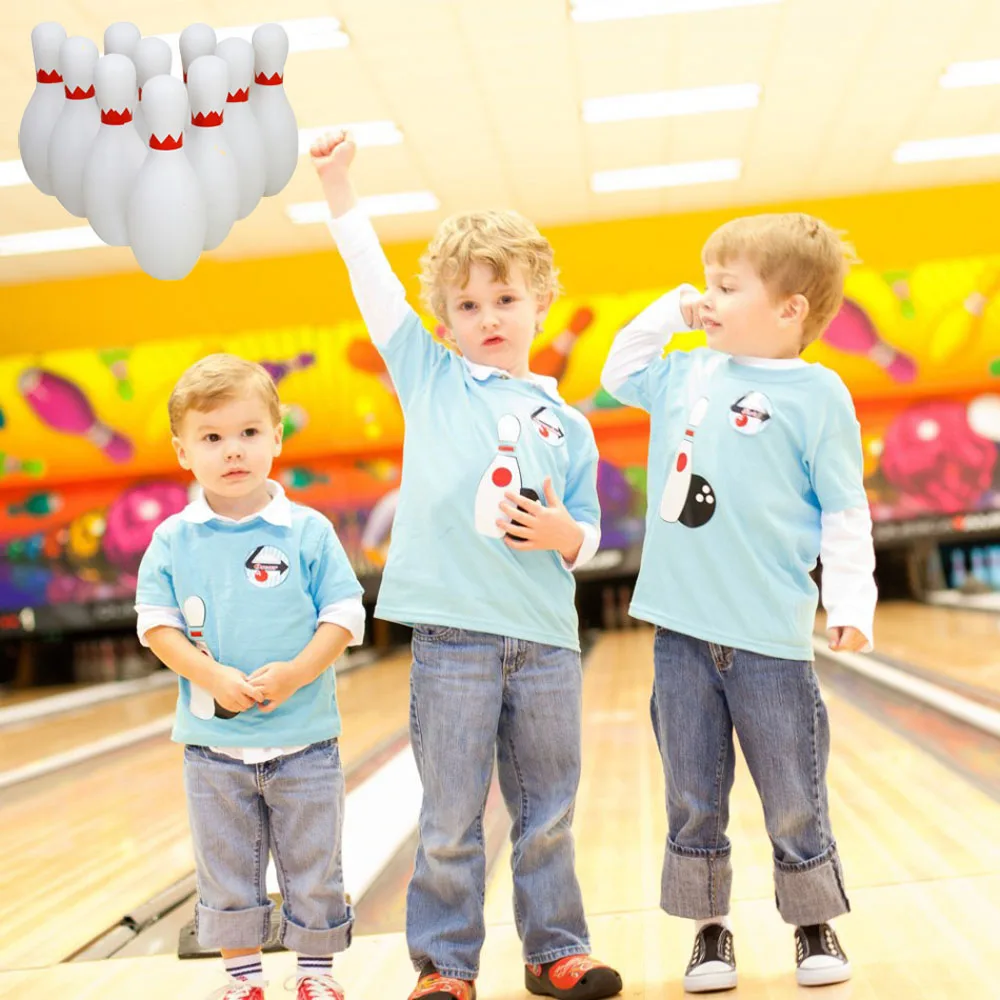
top-left (499, 477), bottom-right (584, 563)
top-left (679, 289), bottom-right (705, 329)
top-left (212, 665), bottom-right (264, 714)
top-left (827, 626), bottom-right (868, 653)
top-left (247, 661), bottom-right (308, 714)
top-left (310, 130), bottom-right (358, 218)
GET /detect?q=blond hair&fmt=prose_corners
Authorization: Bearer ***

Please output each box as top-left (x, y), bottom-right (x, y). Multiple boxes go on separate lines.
top-left (168, 353), bottom-right (281, 435)
top-left (419, 210), bottom-right (561, 325)
top-left (702, 213), bottom-right (854, 347)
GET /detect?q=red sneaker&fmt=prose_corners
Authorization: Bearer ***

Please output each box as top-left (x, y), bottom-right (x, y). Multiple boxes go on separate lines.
top-left (525, 955), bottom-right (622, 999)
top-left (206, 980), bottom-right (265, 1000)
top-left (294, 975), bottom-right (346, 999)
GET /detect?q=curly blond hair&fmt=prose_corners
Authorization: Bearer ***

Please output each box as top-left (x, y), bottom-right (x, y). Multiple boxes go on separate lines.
top-left (168, 353), bottom-right (280, 435)
top-left (419, 210), bottom-right (561, 325)
top-left (702, 213), bottom-right (856, 347)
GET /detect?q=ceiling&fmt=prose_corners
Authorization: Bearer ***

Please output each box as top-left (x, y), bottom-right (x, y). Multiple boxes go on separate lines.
top-left (3, 0), bottom-right (1000, 285)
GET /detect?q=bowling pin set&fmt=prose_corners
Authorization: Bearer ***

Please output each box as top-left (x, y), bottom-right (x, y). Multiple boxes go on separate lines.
top-left (18, 20), bottom-right (299, 280)
top-left (944, 543), bottom-right (1000, 591)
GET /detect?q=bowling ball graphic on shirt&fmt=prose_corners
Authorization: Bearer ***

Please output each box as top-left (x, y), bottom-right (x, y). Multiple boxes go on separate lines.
top-left (729, 391), bottom-right (772, 435)
top-left (245, 544), bottom-right (290, 588)
top-left (679, 476), bottom-right (717, 528)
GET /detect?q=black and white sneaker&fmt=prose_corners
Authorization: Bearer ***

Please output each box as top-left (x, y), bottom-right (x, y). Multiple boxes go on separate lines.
top-left (683, 923), bottom-right (737, 993)
top-left (795, 923), bottom-right (851, 987)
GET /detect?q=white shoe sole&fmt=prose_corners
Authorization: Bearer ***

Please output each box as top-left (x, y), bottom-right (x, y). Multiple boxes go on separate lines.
top-left (796, 961), bottom-right (852, 987)
top-left (683, 967), bottom-right (738, 993)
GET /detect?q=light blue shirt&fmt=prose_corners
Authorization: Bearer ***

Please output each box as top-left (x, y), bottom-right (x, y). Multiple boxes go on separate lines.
top-left (612, 346), bottom-right (867, 660)
top-left (135, 488), bottom-right (363, 746)
top-left (374, 309), bottom-right (600, 651)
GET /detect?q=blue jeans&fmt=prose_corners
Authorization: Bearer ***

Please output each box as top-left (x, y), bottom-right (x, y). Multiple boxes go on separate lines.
top-left (406, 625), bottom-right (590, 980)
top-left (651, 627), bottom-right (850, 926)
top-left (183, 740), bottom-right (353, 953)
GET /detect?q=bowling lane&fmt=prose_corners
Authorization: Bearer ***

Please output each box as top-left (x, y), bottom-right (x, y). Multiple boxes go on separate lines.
top-left (0, 686), bottom-right (176, 775)
top-left (870, 600), bottom-right (1000, 699)
top-left (484, 627), bottom-right (1000, 925)
top-left (0, 650), bottom-right (412, 970)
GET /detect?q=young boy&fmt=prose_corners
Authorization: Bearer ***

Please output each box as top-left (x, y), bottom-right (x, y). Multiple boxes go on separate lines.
top-left (600, 214), bottom-right (877, 993)
top-left (311, 131), bottom-right (622, 1000)
top-left (135, 354), bottom-right (366, 1000)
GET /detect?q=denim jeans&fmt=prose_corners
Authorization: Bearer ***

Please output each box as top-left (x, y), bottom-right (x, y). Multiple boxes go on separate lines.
top-left (406, 625), bottom-right (590, 980)
top-left (183, 739), bottom-right (353, 953)
top-left (651, 627), bottom-right (850, 926)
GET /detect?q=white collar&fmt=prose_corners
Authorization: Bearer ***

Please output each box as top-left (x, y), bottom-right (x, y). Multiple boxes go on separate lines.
top-left (182, 479), bottom-right (292, 526)
top-left (462, 356), bottom-right (564, 403)
top-left (730, 355), bottom-right (807, 369)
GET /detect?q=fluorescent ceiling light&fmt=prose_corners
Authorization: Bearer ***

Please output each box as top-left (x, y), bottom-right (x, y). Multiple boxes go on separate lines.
top-left (298, 121), bottom-right (403, 155)
top-left (155, 17), bottom-right (349, 67)
top-left (939, 59), bottom-right (1000, 89)
top-left (583, 83), bottom-right (760, 122)
top-left (0, 224), bottom-right (106, 257)
top-left (592, 158), bottom-right (741, 192)
top-left (893, 133), bottom-right (1000, 164)
top-left (0, 160), bottom-right (30, 187)
top-left (287, 191), bottom-right (440, 223)
top-left (570, 0), bottom-right (781, 23)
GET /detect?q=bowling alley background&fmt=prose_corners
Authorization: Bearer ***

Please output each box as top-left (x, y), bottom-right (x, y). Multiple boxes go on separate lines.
top-left (2, 230), bottom-right (999, 627)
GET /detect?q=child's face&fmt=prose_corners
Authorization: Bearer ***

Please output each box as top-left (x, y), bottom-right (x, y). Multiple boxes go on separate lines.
top-left (172, 391), bottom-right (282, 506)
top-left (440, 263), bottom-right (552, 379)
top-left (701, 256), bottom-right (806, 359)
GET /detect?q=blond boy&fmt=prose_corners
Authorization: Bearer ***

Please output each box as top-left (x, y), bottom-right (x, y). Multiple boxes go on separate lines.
top-left (601, 215), bottom-right (876, 992)
top-left (135, 354), bottom-right (365, 1000)
top-left (312, 132), bottom-right (622, 1000)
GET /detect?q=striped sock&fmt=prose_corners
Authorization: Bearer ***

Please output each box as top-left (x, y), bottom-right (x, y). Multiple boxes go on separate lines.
top-left (297, 954), bottom-right (333, 981)
top-left (224, 952), bottom-right (264, 983)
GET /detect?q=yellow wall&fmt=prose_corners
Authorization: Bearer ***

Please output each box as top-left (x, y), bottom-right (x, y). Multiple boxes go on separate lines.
top-left (3, 179), bottom-right (999, 356)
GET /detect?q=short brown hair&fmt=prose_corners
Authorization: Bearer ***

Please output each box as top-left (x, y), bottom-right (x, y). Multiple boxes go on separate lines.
top-left (702, 213), bottom-right (854, 347)
top-left (419, 210), bottom-right (561, 325)
top-left (168, 353), bottom-right (280, 435)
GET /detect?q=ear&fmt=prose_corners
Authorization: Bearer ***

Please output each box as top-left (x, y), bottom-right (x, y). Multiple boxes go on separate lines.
top-left (273, 419), bottom-right (284, 457)
top-left (534, 290), bottom-right (554, 331)
top-left (171, 436), bottom-right (191, 470)
top-left (437, 322), bottom-right (459, 351)
top-left (781, 293), bottom-right (809, 326)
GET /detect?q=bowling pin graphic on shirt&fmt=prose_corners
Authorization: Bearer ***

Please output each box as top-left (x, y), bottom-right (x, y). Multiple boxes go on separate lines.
top-left (182, 595), bottom-right (237, 720)
top-left (215, 37), bottom-right (266, 219)
top-left (660, 397), bottom-right (712, 524)
top-left (251, 23), bottom-right (298, 197)
top-left (132, 37), bottom-right (172, 146)
top-left (83, 54), bottom-right (147, 246)
top-left (48, 36), bottom-right (100, 217)
top-left (127, 74), bottom-right (207, 280)
top-left (475, 415), bottom-right (523, 538)
top-left (185, 55), bottom-right (239, 250)
top-left (18, 22), bottom-right (67, 195)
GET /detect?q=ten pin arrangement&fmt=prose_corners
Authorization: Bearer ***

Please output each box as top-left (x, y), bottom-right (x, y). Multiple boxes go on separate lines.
top-left (18, 20), bottom-right (299, 281)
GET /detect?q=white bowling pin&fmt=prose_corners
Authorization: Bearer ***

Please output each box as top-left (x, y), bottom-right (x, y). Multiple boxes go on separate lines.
top-left (179, 22), bottom-right (216, 82)
top-left (127, 74), bottom-right (207, 280)
top-left (215, 37), bottom-right (266, 219)
top-left (474, 414), bottom-right (523, 538)
top-left (47, 36), bottom-right (100, 216)
top-left (185, 54), bottom-right (239, 250)
top-left (18, 22), bottom-right (67, 195)
top-left (659, 396), bottom-right (709, 523)
top-left (83, 54), bottom-right (146, 246)
top-left (182, 595), bottom-right (215, 720)
top-left (251, 23), bottom-right (298, 196)
top-left (103, 21), bottom-right (140, 58)
top-left (132, 36), bottom-right (172, 146)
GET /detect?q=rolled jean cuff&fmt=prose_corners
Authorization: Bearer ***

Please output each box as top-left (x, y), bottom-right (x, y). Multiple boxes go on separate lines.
top-left (661, 839), bottom-right (733, 919)
top-left (280, 905), bottom-right (354, 955)
top-left (196, 900), bottom-right (273, 949)
top-left (774, 844), bottom-right (850, 926)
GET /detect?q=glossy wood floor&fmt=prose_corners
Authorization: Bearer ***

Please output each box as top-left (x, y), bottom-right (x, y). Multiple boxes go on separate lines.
top-left (0, 652), bottom-right (413, 971)
top-left (4, 617), bottom-right (999, 997)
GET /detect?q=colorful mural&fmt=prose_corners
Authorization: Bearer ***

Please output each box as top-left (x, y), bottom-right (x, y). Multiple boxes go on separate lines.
top-left (1, 250), bottom-right (999, 625)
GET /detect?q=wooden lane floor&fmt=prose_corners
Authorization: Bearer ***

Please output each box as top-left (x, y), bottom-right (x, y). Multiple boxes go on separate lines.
top-left (871, 600), bottom-right (1000, 699)
top-left (0, 651), bottom-right (412, 971)
top-left (0, 687), bottom-right (177, 774)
